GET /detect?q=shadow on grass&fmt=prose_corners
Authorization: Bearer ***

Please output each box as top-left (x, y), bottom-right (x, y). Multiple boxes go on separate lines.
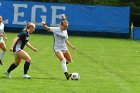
top-left (0, 76), bottom-right (65, 81)
top-left (33, 77), bottom-right (65, 81)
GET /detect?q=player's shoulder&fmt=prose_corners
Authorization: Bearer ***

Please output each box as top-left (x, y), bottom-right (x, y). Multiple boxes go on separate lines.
top-left (0, 22), bottom-right (4, 26)
top-left (63, 30), bottom-right (68, 34)
top-left (50, 27), bottom-right (59, 30)
top-left (19, 30), bottom-right (28, 36)
top-left (65, 30), bottom-right (68, 32)
top-left (50, 26), bottom-right (60, 32)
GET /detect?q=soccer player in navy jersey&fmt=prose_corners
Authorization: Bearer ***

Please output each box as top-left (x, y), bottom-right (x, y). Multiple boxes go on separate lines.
top-left (4, 23), bottom-right (38, 79)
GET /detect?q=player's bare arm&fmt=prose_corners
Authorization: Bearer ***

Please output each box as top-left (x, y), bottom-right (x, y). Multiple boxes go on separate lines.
top-left (41, 22), bottom-right (50, 31)
top-left (3, 32), bottom-right (8, 40)
top-left (10, 37), bottom-right (19, 51)
top-left (66, 39), bottom-right (77, 50)
top-left (26, 42), bottom-right (38, 52)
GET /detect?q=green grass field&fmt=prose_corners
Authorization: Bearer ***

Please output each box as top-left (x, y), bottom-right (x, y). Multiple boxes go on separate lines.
top-left (1, 32), bottom-right (140, 93)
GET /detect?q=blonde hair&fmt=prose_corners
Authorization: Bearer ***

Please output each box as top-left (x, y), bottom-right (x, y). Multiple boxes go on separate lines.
top-left (24, 22), bottom-right (35, 30)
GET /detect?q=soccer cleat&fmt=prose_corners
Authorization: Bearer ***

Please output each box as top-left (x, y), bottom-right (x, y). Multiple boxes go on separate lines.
top-left (0, 60), bottom-right (3, 65)
top-left (66, 73), bottom-right (72, 80)
top-left (23, 74), bottom-right (31, 79)
top-left (67, 74), bottom-right (72, 80)
top-left (66, 61), bottom-right (73, 65)
top-left (64, 72), bottom-right (72, 80)
top-left (66, 61), bottom-right (69, 64)
top-left (4, 71), bottom-right (12, 78)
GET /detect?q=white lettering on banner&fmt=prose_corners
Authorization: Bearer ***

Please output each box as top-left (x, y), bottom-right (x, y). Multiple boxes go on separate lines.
top-left (31, 5), bottom-right (47, 26)
top-left (0, 3), bottom-right (9, 24)
top-left (51, 6), bottom-right (65, 26)
top-left (3, 19), bottom-right (9, 24)
top-left (0, 2), bottom-right (66, 28)
top-left (12, 4), bottom-right (27, 25)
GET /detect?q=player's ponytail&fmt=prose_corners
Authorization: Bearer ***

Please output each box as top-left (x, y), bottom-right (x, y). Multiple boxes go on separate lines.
top-left (61, 14), bottom-right (67, 25)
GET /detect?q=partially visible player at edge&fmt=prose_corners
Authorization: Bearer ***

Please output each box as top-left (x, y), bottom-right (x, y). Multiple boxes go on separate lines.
top-left (0, 16), bottom-right (8, 65)
top-left (42, 14), bottom-right (77, 80)
top-left (4, 22), bottom-right (38, 79)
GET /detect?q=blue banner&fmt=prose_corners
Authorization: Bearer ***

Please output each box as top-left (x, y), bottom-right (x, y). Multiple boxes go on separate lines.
top-left (0, 1), bottom-right (130, 33)
top-left (133, 27), bottom-right (140, 40)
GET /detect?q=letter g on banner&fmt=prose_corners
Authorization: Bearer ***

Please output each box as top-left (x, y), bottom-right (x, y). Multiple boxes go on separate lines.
top-left (31, 5), bottom-right (47, 26)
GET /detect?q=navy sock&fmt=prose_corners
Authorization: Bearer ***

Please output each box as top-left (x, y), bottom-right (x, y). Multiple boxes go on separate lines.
top-left (24, 62), bottom-right (30, 74)
top-left (7, 63), bottom-right (17, 73)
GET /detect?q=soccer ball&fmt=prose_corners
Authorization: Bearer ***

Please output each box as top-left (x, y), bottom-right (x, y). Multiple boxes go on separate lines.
top-left (71, 72), bottom-right (80, 80)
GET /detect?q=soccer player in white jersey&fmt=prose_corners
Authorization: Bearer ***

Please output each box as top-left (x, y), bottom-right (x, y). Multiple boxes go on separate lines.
top-left (0, 16), bottom-right (7, 65)
top-left (42, 15), bottom-right (77, 80)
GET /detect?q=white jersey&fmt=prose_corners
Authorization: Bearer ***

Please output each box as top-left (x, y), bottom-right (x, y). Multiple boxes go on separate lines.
top-left (0, 23), bottom-right (4, 43)
top-left (50, 27), bottom-right (68, 52)
top-left (0, 22), bottom-right (4, 34)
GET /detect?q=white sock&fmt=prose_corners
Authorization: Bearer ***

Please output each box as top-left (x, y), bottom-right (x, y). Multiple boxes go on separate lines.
top-left (0, 51), bottom-right (5, 60)
top-left (62, 59), bottom-right (68, 73)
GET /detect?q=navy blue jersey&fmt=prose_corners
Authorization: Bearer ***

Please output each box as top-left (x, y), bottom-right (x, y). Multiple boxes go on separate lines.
top-left (13, 30), bottom-right (29, 52)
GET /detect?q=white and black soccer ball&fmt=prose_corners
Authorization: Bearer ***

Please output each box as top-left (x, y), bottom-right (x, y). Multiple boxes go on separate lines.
top-left (71, 72), bottom-right (80, 80)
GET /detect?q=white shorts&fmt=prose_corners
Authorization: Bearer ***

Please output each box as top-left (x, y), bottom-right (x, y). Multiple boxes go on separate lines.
top-left (13, 49), bottom-right (22, 55)
top-left (13, 46), bottom-right (22, 54)
top-left (0, 37), bottom-right (4, 43)
top-left (54, 49), bottom-right (68, 53)
top-left (14, 48), bottom-right (22, 52)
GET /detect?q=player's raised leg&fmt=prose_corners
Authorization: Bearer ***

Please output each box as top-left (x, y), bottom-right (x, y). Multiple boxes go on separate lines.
top-left (55, 51), bottom-right (71, 80)
top-left (63, 50), bottom-right (73, 64)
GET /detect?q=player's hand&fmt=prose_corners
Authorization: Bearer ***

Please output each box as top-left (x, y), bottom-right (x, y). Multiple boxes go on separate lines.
top-left (0, 34), bottom-right (4, 37)
top-left (10, 46), bottom-right (13, 52)
top-left (41, 22), bottom-right (46, 26)
top-left (72, 46), bottom-right (77, 50)
top-left (4, 37), bottom-right (8, 41)
top-left (33, 48), bottom-right (38, 52)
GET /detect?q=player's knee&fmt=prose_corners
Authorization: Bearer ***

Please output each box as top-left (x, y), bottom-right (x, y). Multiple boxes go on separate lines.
top-left (14, 62), bottom-right (20, 66)
top-left (2, 49), bottom-right (6, 52)
top-left (67, 58), bottom-right (73, 63)
top-left (62, 58), bottom-right (66, 63)
top-left (26, 58), bottom-right (31, 62)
